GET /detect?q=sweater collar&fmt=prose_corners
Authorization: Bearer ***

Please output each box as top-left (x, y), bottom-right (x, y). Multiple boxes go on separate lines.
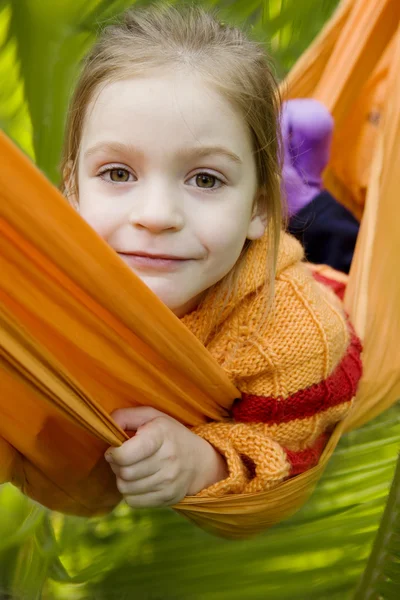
top-left (181, 231), bottom-right (303, 344)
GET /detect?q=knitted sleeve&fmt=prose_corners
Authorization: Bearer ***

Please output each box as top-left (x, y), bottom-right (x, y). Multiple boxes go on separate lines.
top-left (190, 269), bottom-right (362, 498)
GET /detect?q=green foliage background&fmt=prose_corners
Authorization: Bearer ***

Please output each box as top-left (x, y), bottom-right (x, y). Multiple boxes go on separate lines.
top-left (1, 1), bottom-right (399, 599)
top-left (0, 0), bottom-right (340, 182)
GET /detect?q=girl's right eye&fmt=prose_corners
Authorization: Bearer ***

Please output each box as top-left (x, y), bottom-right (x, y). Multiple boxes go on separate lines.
top-left (98, 167), bottom-right (135, 184)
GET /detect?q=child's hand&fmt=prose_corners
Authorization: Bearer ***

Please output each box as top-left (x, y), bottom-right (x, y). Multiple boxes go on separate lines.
top-left (105, 407), bottom-right (228, 508)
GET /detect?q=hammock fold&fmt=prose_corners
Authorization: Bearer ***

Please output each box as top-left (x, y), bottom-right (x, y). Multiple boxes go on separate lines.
top-left (284, 0), bottom-right (400, 218)
top-left (282, 0), bottom-right (400, 433)
top-left (0, 131), bottom-right (237, 515)
top-left (0, 0), bottom-right (399, 538)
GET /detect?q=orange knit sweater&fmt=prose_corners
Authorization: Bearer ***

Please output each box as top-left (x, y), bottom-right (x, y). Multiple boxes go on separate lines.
top-left (181, 231), bottom-right (362, 497)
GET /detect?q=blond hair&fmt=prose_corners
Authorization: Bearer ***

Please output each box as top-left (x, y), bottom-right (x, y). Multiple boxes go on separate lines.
top-left (61, 3), bottom-right (283, 312)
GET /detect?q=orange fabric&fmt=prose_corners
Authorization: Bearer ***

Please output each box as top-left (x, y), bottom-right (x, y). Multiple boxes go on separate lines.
top-left (283, 0), bottom-right (400, 219)
top-left (343, 22), bottom-right (400, 429)
top-left (0, 131), bottom-right (238, 514)
top-left (282, 0), bottom-right (400, 433)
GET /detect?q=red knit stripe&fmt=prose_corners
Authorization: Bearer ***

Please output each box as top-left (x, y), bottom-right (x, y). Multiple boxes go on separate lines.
top-left (312, 272), bottom-right (347, 300)
top-left (285, 432), bottom-right (329, 476)
top-left (232, 328), bottom-right (362, 425)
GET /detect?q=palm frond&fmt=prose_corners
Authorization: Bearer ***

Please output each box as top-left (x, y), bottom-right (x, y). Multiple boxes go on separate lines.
top-left (0, 3), bottom-right (33, 160)
top-left (354, 451), bottom-right (400, 599)
top-left (2, 0), bottom-right (136, 182)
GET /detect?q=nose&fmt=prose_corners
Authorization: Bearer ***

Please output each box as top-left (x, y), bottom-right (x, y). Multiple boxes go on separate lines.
top-left (128, 181), bottom-right (184, 233)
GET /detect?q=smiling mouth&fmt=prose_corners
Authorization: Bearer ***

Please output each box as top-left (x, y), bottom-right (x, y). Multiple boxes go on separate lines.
top-left (117, 251), bottom-right (192, 272)
top-left (118, 251), bottom-right (188, 261)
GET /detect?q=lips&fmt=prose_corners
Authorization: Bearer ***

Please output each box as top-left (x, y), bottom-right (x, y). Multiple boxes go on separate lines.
top-left (117, 251), bottom-right (192, 272)
top-left (118, 251), bottom-right (188, 261)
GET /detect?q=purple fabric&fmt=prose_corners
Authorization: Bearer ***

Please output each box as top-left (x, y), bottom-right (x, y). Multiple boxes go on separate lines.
top-left (281, 99), bottom-right (334, 217)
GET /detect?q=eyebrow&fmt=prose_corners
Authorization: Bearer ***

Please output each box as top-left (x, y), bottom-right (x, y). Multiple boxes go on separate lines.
top-left (83, 141), bottom-right (243, 165)
top-left (179, 146), bottom-right (242, 165)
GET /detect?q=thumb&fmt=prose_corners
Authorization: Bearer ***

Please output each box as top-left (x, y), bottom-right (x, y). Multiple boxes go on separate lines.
top-left (111, 406), bottom-right (166, 432)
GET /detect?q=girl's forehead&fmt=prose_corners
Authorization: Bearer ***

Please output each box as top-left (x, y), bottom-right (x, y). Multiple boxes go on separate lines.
top-left (81, 73), bottom-right (253, 157)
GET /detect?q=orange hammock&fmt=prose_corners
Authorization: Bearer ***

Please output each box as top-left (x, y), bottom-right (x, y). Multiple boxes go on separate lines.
top-left (0, 0), bottom-right (399, 539)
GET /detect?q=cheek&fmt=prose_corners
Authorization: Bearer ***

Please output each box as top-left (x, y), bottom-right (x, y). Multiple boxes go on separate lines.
top-left (77, 180), bottom-right (124, 239)
top-left (202, 197), bottom-right (252, 254)
top-left (199, 204), bottom-right (253, 259)
top-left (82, 212), bottom-right (116, 240)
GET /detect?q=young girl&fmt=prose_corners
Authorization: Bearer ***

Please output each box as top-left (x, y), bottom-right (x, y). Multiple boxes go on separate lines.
top-left (62, 5), bottom-right (362, 509)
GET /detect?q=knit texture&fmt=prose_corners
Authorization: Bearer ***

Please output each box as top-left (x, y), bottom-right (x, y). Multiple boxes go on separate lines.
top-left (182, 231), bottom-right (362, 497)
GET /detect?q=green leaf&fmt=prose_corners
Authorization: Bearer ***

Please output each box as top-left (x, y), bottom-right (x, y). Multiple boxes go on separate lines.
top-left (2, 0), bottom-right (138, 182)
top-left (354, 451), bottom-right (400, 599)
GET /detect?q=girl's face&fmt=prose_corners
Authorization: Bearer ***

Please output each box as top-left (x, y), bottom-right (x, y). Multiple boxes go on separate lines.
top-left (72, 71), bottom-right (266, 317)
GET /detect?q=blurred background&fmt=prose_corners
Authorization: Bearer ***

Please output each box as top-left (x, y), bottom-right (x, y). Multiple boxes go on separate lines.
top-left (1, 1), bottom-right (399, 599)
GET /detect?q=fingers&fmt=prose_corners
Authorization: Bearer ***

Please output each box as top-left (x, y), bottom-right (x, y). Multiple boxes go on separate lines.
top-left (124, 490), bottom-right (180, 508)
top-left (109, 455), bottom-right (160, 482)
top-left (112, 454), bottom-right (185, 506)
top-left (111, 406), bottom-right (166, 432)
top-left (106, 422), bottom-right (163, 466)
top-left (104, 409), bottom-right (193, 508)
top-left (116, 471), bottom-right (162, 496)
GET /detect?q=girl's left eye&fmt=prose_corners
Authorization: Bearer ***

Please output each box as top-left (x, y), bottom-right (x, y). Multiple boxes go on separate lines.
top-left (187, 172), bottom-right (224, 190)
top-left (98, 168), bottom-right (134, 183)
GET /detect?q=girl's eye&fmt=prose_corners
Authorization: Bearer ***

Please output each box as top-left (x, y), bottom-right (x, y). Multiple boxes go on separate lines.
top-left (187, 173), bottom-right (224, 190)
top-left (98, 167), bottom-right (134, 183)
top-left (196, 174), bottom-right (216, 188)
top-left (109, 168), bottom-right (131, 182)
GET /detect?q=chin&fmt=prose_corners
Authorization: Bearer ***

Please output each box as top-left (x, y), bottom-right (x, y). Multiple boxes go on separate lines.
top-left (138, 280), bottom-right (196, 316)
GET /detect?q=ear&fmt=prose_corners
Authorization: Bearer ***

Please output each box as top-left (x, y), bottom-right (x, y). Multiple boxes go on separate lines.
top-left (246, 189), bottom-right (268, 240)
top-left (63, 160), bottom-right (79, 210)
